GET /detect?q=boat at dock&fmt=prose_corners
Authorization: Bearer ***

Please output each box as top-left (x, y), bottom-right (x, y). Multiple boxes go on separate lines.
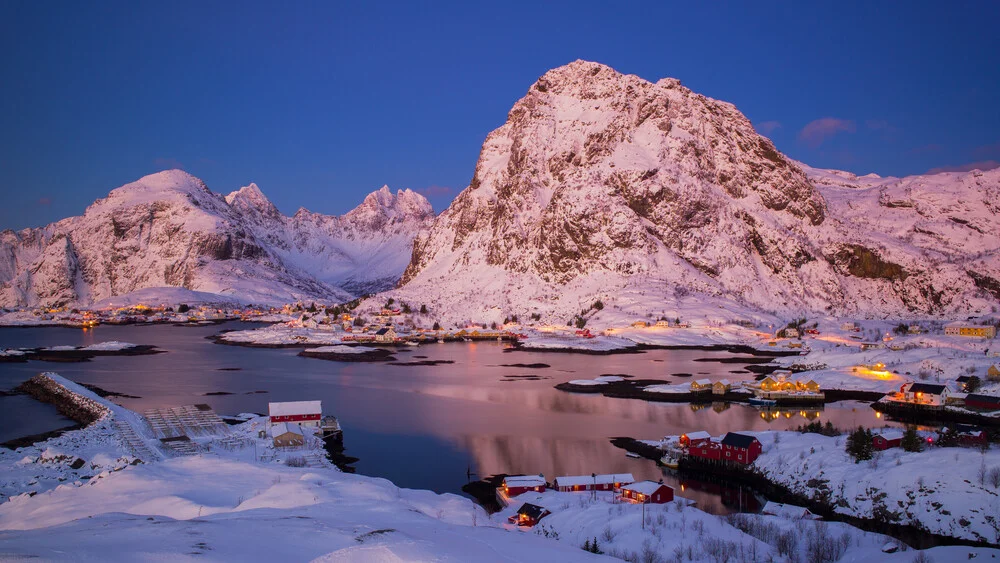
top-left (625, 451), bottom-right (641, 458)
top-left (748, 397), bottom-right (778, 406)
top-left (659, 454), bottom-right (679, 469)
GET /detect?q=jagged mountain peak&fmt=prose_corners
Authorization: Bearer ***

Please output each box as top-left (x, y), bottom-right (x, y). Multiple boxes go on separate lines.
top-left (226, 182), bottom-right (281, 221)
top-left (348, 185), bottom-right (433, 223)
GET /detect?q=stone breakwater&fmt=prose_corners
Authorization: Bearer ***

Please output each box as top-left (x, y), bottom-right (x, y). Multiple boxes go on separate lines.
top-left (14, 374), bottom-right (110, 427)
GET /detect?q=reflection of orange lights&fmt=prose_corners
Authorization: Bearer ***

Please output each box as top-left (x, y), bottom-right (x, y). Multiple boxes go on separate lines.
top-left (875, 412), bottom-right (882, 418)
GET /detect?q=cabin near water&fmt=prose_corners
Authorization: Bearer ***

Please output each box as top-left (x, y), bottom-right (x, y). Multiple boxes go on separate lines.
top-left (501, 475), bottom-right (546, 497)
top-left (620, 480), bottom-right (674, 504)
top-left (269, 400), bottom-right (322, 427)
top-left (898, 383), bottom-right (950, 407)
top-left (271, 422), bottom-right (305, 447)
top-left (552, 473), bottom-right (634, 492)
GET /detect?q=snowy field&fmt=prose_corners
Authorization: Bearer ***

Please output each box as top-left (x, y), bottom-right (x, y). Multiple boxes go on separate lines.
top-left (215, 324), bottom-right (345, 346)
top-left (495, 488), bottom-right (997, 563)
top-left (748, 430), bottom-right (1000, 543)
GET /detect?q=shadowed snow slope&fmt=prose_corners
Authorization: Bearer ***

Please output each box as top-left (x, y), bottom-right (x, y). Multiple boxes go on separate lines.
top-left (392, 60), bottom-right (1000, 324)
top-left (0, 172), bottom-right (433, 307)
top-left (0, 455), bottom-right (609, 562)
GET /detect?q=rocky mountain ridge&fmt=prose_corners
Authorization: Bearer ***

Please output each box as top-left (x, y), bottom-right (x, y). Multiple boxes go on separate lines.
top-left (0, 171), bottom-right (433, 307)
top-left (388, 60), bottom-right (1000, 324)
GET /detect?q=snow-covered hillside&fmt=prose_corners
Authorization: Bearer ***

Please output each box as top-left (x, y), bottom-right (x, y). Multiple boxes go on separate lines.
top-left (0, 173), bottom-right (433, 307)
top-left (386, 60), bottom-right (1000, 326)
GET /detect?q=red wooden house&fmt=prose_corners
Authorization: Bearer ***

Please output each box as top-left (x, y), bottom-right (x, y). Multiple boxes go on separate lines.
top-left (679, 431), bottom-right (712, 448)
top-left (687, 440), bottom-right (723, 461)
top-left (268, 401), bottom-right (322, 427)
top-left (721, 433), bottom-right (762, 464)
top-left (871, 429), bottom-right (904, 451)
top-left (552, 473), bottom-right (634, 492)
top-left (965, 394), bottom-right (1000, 411)
top-left (949, 424), bottom-right (989, 447)
top-left (501, 475), bottom-right (547, 497)
top-left (508, 503), bottom-right (550, 527)
top-left (620, 481), bottom-right (674, 504)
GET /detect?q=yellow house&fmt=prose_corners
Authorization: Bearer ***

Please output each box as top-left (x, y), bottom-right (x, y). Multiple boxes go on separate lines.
top-left (632, 321), bottom-right (648, 328)
top-left (690, 379), bottom-right (713, 392)
top-left (712, 380), bottom-right (732, 395)
top-left (759, 376), bottom-right (779, 392)
top-left (988, 365), bottom-right (1000, 382)
top-left (944, 323), bottom-right (997, 338)
top-left (793, 377), bottom-right (821, 393)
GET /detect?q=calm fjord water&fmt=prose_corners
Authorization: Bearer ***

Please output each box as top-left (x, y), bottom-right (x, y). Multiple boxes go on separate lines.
top-left (0, 322), bottom-right (887, 513)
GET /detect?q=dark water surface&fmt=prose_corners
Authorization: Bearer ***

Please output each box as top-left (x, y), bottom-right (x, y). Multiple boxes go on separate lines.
top-left (0, 322), bottom-right (890, 513)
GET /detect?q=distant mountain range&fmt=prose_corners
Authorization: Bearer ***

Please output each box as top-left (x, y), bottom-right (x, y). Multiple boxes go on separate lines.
top-left (5, 60), bottom-right (999, 321)
top-left (0, 172), bottom-right (432, 307)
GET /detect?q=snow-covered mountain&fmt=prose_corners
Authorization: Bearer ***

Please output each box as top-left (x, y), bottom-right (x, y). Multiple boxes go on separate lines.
top-left (0, 172), bottom-right (433, 307)
top-left (388, 60), bottom-right (1000, 324)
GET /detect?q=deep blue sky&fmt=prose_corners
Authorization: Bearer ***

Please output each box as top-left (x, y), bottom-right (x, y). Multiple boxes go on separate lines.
top-left (2, 1), bottom-right (998, 230)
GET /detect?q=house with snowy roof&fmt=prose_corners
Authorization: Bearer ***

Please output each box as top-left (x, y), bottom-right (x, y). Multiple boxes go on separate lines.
top-left (271, 422), bottom-right (305, 447)
top-left (552, 473), bottom-right (634, 492)
top-left (679, 431), bottom-right (712, 448)
top-left (871, 428), bottom-right (904, 450)
top-left (721, 433), bottom-right (762, 464)
top-left (268, 401), bottom-right (322, 427)
top-left (762, 501), bottom-right (820, 520)
top-left (690, 379), bottom-right (713, 392)
top-left (508, 503), bottom-right (550, 527)
top-left (620, 481), bottom-right (674, 504)
top-left (374, 326), bottom-right (396, 343)
top-left (712, 380), bottom-right (732, 395)
top-left (900, 383), bottom-right (950, 406)
top-left (500, 475), bottom-right (546, 497)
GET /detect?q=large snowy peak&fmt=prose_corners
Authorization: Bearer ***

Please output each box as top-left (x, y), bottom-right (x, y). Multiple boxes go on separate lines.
top-left (393, 60), bottom-right (1000, 322)
top-left (0, 171), bottom-right (433, 307)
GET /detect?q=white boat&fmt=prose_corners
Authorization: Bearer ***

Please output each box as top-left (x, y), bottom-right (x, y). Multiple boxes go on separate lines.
top-left (437, 339), bottom-right (445, 343)
top-left (405, 341), bottom-right (419, 347)
top-left (625, 452), bottom-right (641, 459)
top-left (660, 455), bottom-right (679, 469)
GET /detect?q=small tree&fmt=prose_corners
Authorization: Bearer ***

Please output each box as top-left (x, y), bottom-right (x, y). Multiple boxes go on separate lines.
top-left (574, 316), bottom-right (587, 329)
top-left (846, 426), bottom-right (873, 462)
top-left (385, 298), bottom-right (394, 307)
top-left (592, 300), bottom-right (604, 311)
top-left (901, 427), bottom-right (923, 452)
top-left (402, 303), bottom-right (412, 314)
top-left (965, 376), bottom-right (982, 393)
top-left (177, 303), bottom-right (190, 313)
top-left (353, 316), bottom-right (365, 327)
top-left (307, 302), bottom-right (317, 313)
top-left (432, 321), bottom-right (441, 331)
top-left (420, 304), bottom-right (428, 314)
